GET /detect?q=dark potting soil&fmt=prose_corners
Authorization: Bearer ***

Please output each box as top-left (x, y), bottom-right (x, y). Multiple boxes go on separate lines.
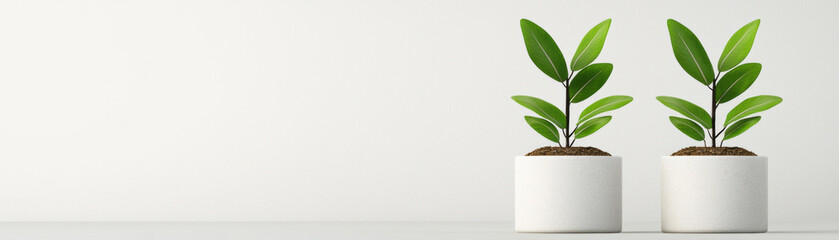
top-left (525, 146), bottom-right (611, 156)
top-left (671, 147), bottom-right (757, 156)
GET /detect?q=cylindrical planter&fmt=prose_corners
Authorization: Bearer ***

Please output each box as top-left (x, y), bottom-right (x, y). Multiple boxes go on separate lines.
top-left (515, 156), bottom-right (622, 233)
top-left (661, 156), bottom-right (768, 233)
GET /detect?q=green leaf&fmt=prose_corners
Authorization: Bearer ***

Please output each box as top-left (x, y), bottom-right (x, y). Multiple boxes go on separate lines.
top-left (715, 63), bottom-right (762, 103)
top-left (724, 116), bottom-right (761, 140)
top-left (524, 116), bottom-right (560, 143)
top-left (718, 19), bottom-right (760, 72)
top-left (574, 116), bottom-right (611, 139)
top-left (578, 95), bottom-right (633, 123)
top-left (656, 96), bottom-right (712, 129)
top-left (725, 95), bottom-right (782, 126)
top-left (667, 19), bottom-right (715, 86)
top-left (669, 116), bottom-right (705, 141)
top-left (570, 19), bottom-right (611, 71)
top-left (511, 95), bottom-right (567, 129)
top-left (569, 63), bottom-right (613, 103)
top-left (521, 19), bottom-right (568, 81)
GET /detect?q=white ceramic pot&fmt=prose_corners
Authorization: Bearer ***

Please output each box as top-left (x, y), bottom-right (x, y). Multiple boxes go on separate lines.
top-left (515, 156), bottom-right (622, 233)
top-left (661, 156), bottom-right (768, 233)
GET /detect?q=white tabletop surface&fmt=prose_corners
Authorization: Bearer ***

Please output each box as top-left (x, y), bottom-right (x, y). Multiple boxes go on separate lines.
top-left (0, 221), bottom-right (837, 240)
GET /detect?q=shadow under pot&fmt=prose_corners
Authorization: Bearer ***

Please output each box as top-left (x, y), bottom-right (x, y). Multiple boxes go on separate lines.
top-left (661, 156), bottom-right (768, 233)
top-left (515, 156), bottom-right (622, 233)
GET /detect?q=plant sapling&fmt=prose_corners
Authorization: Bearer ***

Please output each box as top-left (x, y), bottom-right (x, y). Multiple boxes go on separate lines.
top-left (514, 19), bottom-right (632, 149)
top-left (659, 19), bottom-right (781, 148)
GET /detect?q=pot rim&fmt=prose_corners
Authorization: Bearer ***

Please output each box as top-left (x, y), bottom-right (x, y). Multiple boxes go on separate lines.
top-left (661, 155), bottom-right (767, 158)
top-left (516, 155), bottom-right (621, 158)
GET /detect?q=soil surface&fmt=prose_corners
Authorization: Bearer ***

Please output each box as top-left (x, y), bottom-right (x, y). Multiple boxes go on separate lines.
top-left (525, 146), bottom-right (611, 156)
top-left (671, 147), bottom-right (757, 156)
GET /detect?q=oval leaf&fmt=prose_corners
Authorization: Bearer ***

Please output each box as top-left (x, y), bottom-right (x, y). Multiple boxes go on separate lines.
top-left (524, 116), bottom-right (559, 143)
top-left (725, 95), bottom-right (782, 126)
top-left (667, 19), bottom-right (715, 86)
top-left (716, 63), bottom-right (762, 103)
top-left (656, 96), bottom-right (712, 129)
top-left (669, 116), bottom-right (705, 141)
top-left (521, 19), bottom-right (568, 81)
top-left (570, 19), bottom-right (611, 71)
top-left (578, 95), bottom-right (633, 123)
top-left (569, 63), bottom-right (613, 103)
top-left (724, 116), bottom-right (761, 140)
top-left (511, 95), bottom-right (567, 129)
top-left (574, 116), bottom-right (611, 139)
top-left (718, 19), bottom-right (760, 72)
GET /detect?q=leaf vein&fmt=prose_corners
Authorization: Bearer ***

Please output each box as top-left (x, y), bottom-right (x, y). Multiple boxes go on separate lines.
top-left (533, 120), bottom-right (559, 140)
top-left (672, 102), bottom-right (709, 127)
top-left (679, 33), bottom-right (709, 84)
top-left (729, 101), bottom-right (772, 124)
top-left (720, 28), bottom-right (755, 68)
top-left (718, 69), bottom-right (752, 101)
top-left (572, 27), bottom-right (605, 68)
top-left (570, 71), bottom-right (603, 102)
top-left (579, 100), bottom-right (625, 123)
top-left (530, 31), bottom-right (562, 80)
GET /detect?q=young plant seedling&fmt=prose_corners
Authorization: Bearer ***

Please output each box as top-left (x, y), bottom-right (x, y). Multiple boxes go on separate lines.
top-left (513, 18), bottom-right (632, 147)
top-left (659, 19), bottom-right (781, 147)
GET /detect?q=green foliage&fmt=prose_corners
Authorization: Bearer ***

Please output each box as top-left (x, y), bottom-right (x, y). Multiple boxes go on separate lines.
top-left (578, 95), bottom-right (633, 123)
top-left (718, 19), bottom-right (760, 72)
top-left (521, 19), bottom-right (568, 82)
top-left (524, 116), bottom-right (559, 143)
top-left (715, 63), bottom-right (761, 103)
top-left (725, 95), bottom-right (782, 126)
top-left (575, 116), bottom-right (612, 139)
top-left (667, 19), bottom-right (714, 86)
top-left (724, 116), bottom-right (761, 140)
top-left (511, 95), bottom-right (567, 129)
top-left (656, 96), bottom-right (712, 129)
top-left (668, 116), bottom-right (705, 141)
top-left (514, 19), bottom-right (630, 146)
top-left (660, 19), bottom-right (780, 147)
top-left (569, 63), bottom-right (613, 103)
top-left (570, 19), bottom-right (612, 71)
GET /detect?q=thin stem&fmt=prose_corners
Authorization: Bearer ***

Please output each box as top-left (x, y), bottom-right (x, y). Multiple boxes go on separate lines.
top-left (557, 131), bottom-right (563, 147)
top-left (706, 129), bottom-right (713, 143)
top-left (554, 73), bottom-right (575, 148)
top-left (711, 91), bottom-right (716, 146)
top-left (715, 126), bottom-right (727, 138)
top-left (559, 71), bottom-right (574, 147)
top-left (563, 71), bottom-right (575, 147)
top-left (709, 72), bottom-right (720, 147)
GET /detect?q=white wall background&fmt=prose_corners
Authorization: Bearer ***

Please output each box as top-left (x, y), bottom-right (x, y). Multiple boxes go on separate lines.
top-left (0, 0), bottom-right (836, 222)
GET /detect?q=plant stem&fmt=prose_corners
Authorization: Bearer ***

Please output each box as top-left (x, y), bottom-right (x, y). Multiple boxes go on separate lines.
top-left (564, 71), bottom-right (574, 147)
top-left (565, 78), bottom-right (571, 147)
top-left (715, 127), bottom-right (726, 147)
top-left (709, 72), bottom-right (720, 147)
top-left (711, 85), bottom-right (716, 147)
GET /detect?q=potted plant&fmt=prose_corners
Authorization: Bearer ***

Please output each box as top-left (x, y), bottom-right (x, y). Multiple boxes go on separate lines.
top-left (658, 19), bottom-right (781, 233)
top-left (514, 18), bottom-right (632, 233)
